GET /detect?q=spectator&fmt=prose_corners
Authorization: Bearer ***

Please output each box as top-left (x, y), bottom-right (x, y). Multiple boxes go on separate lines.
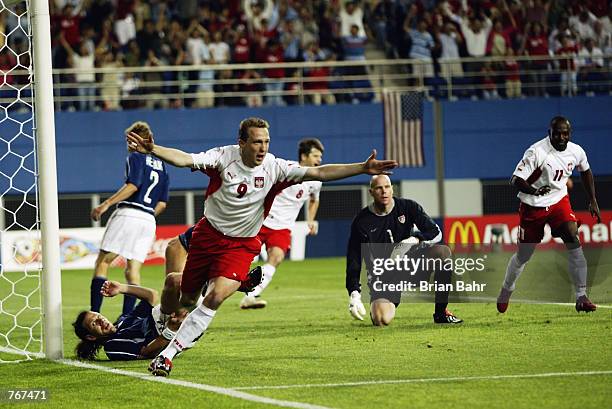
top-left (280, 20), bottom-right (302, 62)
top-left (577, 37), bottom-right (605, 95)
top-left (556, 34), bottom-right (578, 96)
top-left (185, 22), bottom-right (214, 108)
top-left (303, 41), bottom-right (336, 106)
top-left (97, 49), bottom-right (122, 111)
top-left (209, 31), bottom-right (231, 65)
top-left (437, 22), bottom-right (464, 80)
top-left (447, 7), bottom-right (493, 80)
top-left (136, 19), bottom-right (163, 60)
top-left (122, 39), bottom-right (142, 66)
top-left (480, 61), bottom-right (500, 99)
top-left (60, 33), bottom-right (96, 111)
top-left (548, 17), bottom-right (577, 53)
top-left (244, 0), bottom-right (274, 35)
top-left (114, 0), bottom-right (136, 47)
top-left (504, 48), bottom-right (522, 98)
top-left (176, 0), bottom-right (200, 25)
top-left (487, 19), bottom-right (512, 58)
top-left (239, 69), bottom-right (263, 107)
top-left (370, 0), bottom-right (402, 55)
top-left (339, 1), bottom-right (366, 38)
top-left (408, 19), bottom-right (435, 84)
top-left (521, 22), bottom-right (550, 96)
top-left (525, 0), bottom-right (549, 27)
top-left (133, 0), bottom-right (151, 31)
top-left (231, 25), bottom-right (251, 63)
top-left (342, 23), bottom-right (367, 62)
top-left (261, 38), bottom-right (286, 106)
top-left (296, 7), bottom-right (319, 49)
top-left (570, 8), bottom-right (597, 43)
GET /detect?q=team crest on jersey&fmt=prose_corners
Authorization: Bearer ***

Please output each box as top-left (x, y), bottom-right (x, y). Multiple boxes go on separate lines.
top-left (254, 177), bottom-right (264, 188)
top-left (398, 215), bottom-right (406, 224)
top-left (567, 162), bottom-right (574, 172)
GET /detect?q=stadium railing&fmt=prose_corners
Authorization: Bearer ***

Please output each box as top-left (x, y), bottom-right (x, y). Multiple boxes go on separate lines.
top-left (2, 54), bottom-right (611, 111)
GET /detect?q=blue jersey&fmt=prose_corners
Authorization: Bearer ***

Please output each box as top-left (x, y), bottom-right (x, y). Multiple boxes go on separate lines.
top-left (178, 225), bottom-right (195, 250)
top-left (119, 152), bottom-right (170, 215)
top-left (103, 301), bottom-right (158, 360)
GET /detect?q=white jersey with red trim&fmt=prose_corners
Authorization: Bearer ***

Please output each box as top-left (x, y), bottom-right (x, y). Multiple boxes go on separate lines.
top-left (191, 145), bottom-right (308, 237)
top-left (263, 161), bottom-right (322, 230)
top-left (513, 137), bottom-right (589, 207)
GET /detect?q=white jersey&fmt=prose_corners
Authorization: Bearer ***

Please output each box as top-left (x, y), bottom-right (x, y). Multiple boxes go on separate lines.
top-left (513, 137), bottom-right (589, 207)
top-left (191, 145), bottom-right (308, 237)
top-left (263, 161), bottom-right (322, 230)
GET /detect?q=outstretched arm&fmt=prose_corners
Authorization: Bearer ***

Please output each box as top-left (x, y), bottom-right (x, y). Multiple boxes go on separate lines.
top-left (91, 183), bottom-right (138, 221)
top-left (101, 281), bottom-right (159, 305)
top-left (580, 169), bottom-right (601, 223)
top-left (303, 150), bottom-right (397, 182)
top-left (126, 132), bottom-right (194, 167)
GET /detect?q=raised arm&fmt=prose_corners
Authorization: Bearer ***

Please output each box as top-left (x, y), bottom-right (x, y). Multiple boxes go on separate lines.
top-left (127, 131), bottom-right (194, 167)
top-left (101, 281), bottom-right (159, 305)
top-left (303, 150), bottom-right (397, 182)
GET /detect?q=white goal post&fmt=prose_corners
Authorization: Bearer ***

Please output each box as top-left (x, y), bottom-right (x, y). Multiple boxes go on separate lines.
top-left (0, 0), bottom-right (63, 361)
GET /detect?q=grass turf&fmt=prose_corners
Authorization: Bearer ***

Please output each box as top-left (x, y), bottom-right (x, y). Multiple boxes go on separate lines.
top-left (1, 253), bottom-right (610, 408)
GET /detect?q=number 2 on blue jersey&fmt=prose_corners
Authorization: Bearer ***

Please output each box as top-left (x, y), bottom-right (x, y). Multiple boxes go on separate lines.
top-left (143, 170), bottom-right (159, 204)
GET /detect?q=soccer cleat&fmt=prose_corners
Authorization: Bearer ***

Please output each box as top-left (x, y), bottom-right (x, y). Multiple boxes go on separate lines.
top-left (496, 287), bottom-right (513, 313)
top-left (240, 295), bottom-right (267, 309)
top-left (433, 309), bottom-right (463, 324)
top-left (575, 295), bottom-right (597, 313)
top-left (238, 266), bottom-right (263, 293)
top-left (148, 355), bottom-right (172, 377)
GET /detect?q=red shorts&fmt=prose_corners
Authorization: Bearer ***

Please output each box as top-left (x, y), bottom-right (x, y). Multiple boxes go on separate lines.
top-left (181, 218), bottom-right (262, 294)
top-left (518, 195), bottom-right (577, 243)
top-left (258, 226), bottom-right (291, 254)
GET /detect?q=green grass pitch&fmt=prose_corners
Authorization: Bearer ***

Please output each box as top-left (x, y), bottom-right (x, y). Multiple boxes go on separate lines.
top-left (1, 252), bottom-right (610, 409)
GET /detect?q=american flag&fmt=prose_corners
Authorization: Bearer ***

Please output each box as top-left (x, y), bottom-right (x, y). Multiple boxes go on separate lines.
top-left (383, 91), bottom-right (424, 167)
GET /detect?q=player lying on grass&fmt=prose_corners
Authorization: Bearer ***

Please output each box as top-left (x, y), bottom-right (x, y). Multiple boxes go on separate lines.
top-left (346, 175), bottom-right (462, 326)
top-left (73, 280), bottom-right (185, 360)
top-left (126, 116), bottom-right (397, 376)
top-left (497, 116), bottom-right (601, 313)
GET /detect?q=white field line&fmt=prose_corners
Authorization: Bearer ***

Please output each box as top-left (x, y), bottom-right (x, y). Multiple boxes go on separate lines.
top-left (58, 359), bottom-right (334, 409)
top-left (232, 370), bottom-right (612, 391)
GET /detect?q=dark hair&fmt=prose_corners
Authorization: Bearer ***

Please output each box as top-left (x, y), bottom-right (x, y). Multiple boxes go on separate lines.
top-left (73, 311), bottom-right (105, 360)
top-left (238, 117), bottom-right (270, 142)
top-left (550, 116), bottom-right (570, 128)
top-left (298, 138), bottom-right (324, 160)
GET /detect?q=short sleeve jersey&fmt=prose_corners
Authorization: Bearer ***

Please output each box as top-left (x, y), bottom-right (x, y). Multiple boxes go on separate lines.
top-left (513, 137), bottom-right (589, 207)
top-left (263, 161), bottom-right (322, 230)
top-left (191, 145), bottom-right (308, 237)
top-left (103, 301), bottom-right (158, 361)
top-left (120, 152), bottom-right (170, 215)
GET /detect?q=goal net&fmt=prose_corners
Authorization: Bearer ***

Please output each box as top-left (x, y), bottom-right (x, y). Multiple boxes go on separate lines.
top-left (0, 0), bottom-right (52, 362)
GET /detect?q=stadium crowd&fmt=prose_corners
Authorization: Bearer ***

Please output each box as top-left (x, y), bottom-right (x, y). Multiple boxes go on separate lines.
top-left (1, 0), bottom-right (609, 110)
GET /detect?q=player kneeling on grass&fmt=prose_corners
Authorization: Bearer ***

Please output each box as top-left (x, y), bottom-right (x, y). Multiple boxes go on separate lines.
top-left (346, 175), bottom-right (462, 326)
top-left (497, 116), bottom-right (601, 314)
top-left (73, 280), bottom-right (185, 360)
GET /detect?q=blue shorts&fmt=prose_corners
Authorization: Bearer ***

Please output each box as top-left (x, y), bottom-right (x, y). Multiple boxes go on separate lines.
top-left (178, 225), bottom-right (195, 250)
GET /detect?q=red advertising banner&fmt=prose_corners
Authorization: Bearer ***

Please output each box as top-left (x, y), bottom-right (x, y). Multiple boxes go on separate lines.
top-left (444, 211), bottom-right (612, 249)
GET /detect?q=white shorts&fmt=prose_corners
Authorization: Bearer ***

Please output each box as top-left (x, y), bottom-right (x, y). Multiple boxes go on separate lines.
top-left (100, 207), bottom-right (156, 263)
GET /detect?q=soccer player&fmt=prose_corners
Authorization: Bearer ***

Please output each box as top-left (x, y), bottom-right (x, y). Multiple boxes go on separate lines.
top-left (73, 280), bottom-right (185, 361)
top-left (126, 117), bottom-right (397, 376)
top-left (90, 121), bottom-right (170, 315)
top-left (240, 138), bottom-right (324, 309)
top-left (345, 175), bottom-right (463, 326)
top-left (497, 116), bottom-right (601, 313)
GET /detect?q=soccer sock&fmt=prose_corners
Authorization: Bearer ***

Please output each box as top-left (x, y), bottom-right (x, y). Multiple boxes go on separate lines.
top-left (433, 268), bottom-right (451, 316)
top-left (122, 294), bottom-right (137, 315)
top-left (249, 263), bottom-right (276, 297)
top-left (568, 247), bottom-right (588, 298)
top-left (502, 254), bottom-right (527, 292)
top-left (90, 276), bottom-right (106, 312)
top-left (160, 304), bottom-right (216, 361)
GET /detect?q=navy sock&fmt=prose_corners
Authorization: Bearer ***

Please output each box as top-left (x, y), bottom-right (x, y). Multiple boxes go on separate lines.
top-left (122, 294), bottom-right (137, 315)
top-left (90, 277), bottom-right (107, 312)
top-left (434, 302), bottom-right (448, 316)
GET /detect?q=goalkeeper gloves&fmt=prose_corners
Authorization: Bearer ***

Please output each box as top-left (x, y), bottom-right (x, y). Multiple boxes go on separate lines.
top-left (348, 290), bottom-right (366, 321)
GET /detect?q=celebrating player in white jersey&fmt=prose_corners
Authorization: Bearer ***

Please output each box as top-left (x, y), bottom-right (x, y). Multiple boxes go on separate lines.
top-left (126, 117), bottom-right (397, 377)
top-left (497, 116), bottom-right (601, 314)
top-left (240, 138), bottom-right (324, 309)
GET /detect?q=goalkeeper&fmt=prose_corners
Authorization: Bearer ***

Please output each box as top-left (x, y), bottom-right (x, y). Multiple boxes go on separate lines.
top-left (345, 175), bottom-right (463, 326)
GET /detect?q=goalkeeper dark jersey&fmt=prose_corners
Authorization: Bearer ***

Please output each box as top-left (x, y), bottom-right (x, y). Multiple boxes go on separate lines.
top-left (103, 301), bottom-right (158, 360)
top-left (345, 197), bottom-right (441, 295)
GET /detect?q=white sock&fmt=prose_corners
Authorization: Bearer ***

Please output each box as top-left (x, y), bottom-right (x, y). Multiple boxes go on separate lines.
top-left (502, 254), bottom-right (527, 292)
top-left (248, 264), bottom-right (276, 297)
top-left (568, 247), bottom-right (588, 298)
top-left (160, 304), bottom-right (216, 361)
